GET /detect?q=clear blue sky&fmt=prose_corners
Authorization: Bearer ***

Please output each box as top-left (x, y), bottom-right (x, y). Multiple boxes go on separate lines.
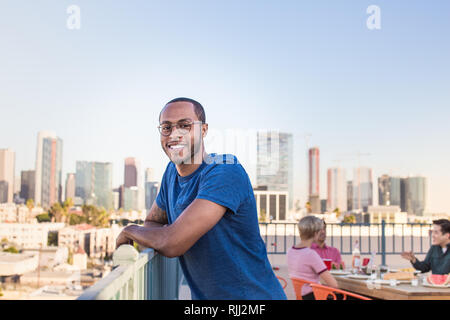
top-left (1, 1), bottom-right (449, 213)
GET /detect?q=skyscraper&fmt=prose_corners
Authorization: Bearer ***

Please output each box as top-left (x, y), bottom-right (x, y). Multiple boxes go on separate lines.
top-left (124, 157), bottom-right (140, 188)
top-left (145, 182), bottom-right (159, 210)
top-left (65, 173), bottom-right (76, 201)
top-left (378, 175), bottom-right (401, 206)
top-left (256, 131), bottom-right (294, 210)
top-left (352, 167), bottom-right (373, 212)
top-left (34, 131), bottom-right (63, 208)
top-left (0, 148), bottom-right (15, 203)
top-left (20, 170), bottom-right (35, 202)
top-left (404, 176), bottom-right (427, 216)
top-left (347, 181), bottom-right (353, 211)
top-left (144, 168), bottom-right (158, 210)
top-left (308, 147), bottom-right (320, 198)
top-left (75, 161), bottom-right (113, 209)
top-left (327, 167), bottom-right (347, 212)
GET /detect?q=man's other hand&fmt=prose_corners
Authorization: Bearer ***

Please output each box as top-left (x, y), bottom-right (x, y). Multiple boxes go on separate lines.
top-left (401, 251), bottom-right (416, 263)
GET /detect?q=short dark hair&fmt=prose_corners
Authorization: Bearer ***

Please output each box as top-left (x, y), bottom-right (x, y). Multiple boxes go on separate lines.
top-left (160, 97), bottom-right (206, 123)
top-left (433, 219), bottom-right (450, 235)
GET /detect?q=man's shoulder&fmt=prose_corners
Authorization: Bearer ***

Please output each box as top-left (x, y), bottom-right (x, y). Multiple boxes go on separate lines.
top-left (327, 245), bottom-right (340, 253)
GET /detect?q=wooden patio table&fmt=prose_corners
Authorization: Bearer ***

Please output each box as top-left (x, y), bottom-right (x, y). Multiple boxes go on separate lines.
top-left (334, 276), bottom-right (450, 300)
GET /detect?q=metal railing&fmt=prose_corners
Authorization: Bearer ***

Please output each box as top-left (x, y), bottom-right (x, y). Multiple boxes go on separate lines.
top-left (260, 221), bottom-right (433, 265)
top-left (78, 221), bottom-right (432, 300)
top-left (77, 245), bottom-right (181, 300)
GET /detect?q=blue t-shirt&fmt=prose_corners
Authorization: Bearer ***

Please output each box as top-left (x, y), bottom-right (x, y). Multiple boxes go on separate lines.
top-left (156, 153), bottom-right (287, 300)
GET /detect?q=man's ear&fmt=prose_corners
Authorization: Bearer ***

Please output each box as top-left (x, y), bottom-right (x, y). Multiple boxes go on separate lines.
top-left (202, 124), bottom-right (208, 138)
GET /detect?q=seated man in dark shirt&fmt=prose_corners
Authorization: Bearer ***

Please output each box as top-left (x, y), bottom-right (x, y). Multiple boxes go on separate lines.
top-left (401, 219), bottom-right (450, 275)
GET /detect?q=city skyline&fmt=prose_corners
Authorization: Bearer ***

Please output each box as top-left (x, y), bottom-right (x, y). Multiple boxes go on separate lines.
top-left (1, 1), bottom-right (449, 213)
top-left (0, 130), bottom-right (440, 216)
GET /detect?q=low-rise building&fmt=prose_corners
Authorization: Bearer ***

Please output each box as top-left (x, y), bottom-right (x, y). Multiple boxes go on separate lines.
top-left (27, 285), bottom-right (84, 300)
top-left (22, 247), bottom-right (68, 269)
top-left (368, 205), bottom-right (408, 224)
top-left (20, 270), bottom-right (81, 287)
top-left (0, 222), bottom-right (65, 249)
top-left (253, 187), bottom-right (290, 222)
top-left (73, 246), bottom-right (87, 270)
top-left (58, 223), bottom-right (121, 259)
top-left (0, 252), bottom-right (38, 276)
top-left (0, 203), bottom-right (44, 223)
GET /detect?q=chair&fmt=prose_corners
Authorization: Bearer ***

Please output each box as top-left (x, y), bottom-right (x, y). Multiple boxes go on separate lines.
top-left (277, 276), bottom-right (287, 289)
top-left (310, 283), bottom-right (372, 300)
top-left (290, 277), bottom-right (315, 300)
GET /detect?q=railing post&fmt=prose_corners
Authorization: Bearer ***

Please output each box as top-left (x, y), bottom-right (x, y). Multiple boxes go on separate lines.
top-left (381, 220), bottom-right (386, 266)
top-left (113, 244), bottom-right (139, 266)
top-left (113, 244), bottom-right (139, 299)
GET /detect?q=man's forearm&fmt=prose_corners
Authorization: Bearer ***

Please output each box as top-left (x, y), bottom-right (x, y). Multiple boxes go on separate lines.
top-left (123, 224), bottom-right (170, 255)
top-left (411, 257), bottom-right (431, 272)
top-left (144, 220), bottom-right (166, 228)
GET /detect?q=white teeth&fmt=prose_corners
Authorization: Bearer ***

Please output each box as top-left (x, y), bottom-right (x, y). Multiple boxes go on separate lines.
top-left (169, 145), bottom-right (185, 149)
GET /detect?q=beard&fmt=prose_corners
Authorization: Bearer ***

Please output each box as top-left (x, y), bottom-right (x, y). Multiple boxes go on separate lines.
top-left (168, 139), bottom-right (203, 165)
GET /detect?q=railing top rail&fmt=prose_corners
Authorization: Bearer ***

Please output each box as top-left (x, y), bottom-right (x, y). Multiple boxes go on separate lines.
top-left (259, 222), bottom-right (433, 226)
top-left (77, 248), bottom-right (156, 300)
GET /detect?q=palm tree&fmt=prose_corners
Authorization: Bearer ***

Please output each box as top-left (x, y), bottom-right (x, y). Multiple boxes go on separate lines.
top-left (48, 203), bottom-right (64, 223)
top-left (333, 207), bottom-right (341, 217)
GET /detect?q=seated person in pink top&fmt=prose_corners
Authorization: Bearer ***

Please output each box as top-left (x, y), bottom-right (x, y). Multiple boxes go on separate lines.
top-left (287, 216), bottom-right (338, 300)
top-left (311, 220), bottom-right (345, 269)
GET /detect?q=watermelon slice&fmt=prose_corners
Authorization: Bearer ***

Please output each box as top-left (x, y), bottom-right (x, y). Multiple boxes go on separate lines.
top-left (426, 274), bottom-right (450, 286)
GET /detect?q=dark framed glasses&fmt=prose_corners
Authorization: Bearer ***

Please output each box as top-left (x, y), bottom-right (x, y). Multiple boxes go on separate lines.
top-left (157, 121), bottom-right (203, 136)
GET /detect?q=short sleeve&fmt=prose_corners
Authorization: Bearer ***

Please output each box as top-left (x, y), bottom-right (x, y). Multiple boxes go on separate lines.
top-left (310, 251), bottom-right (327, 275)
top-left (196, 161), bottom-right (250, 214)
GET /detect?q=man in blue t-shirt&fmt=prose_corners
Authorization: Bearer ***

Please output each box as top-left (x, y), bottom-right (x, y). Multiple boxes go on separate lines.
top-left (116, 97), bottom-right (286, 300)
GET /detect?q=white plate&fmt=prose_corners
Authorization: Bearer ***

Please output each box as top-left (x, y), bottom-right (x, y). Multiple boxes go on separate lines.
top-left (372, 279), bottom-right (391, 285)
top-left (392, 269), bottom-right (421, 275)
top-left (422, 283), bottom-right (450, 289)
top-left (347, 274), bottom-right (370, 280)
top-left (330, 270), bottom-right (351, 276)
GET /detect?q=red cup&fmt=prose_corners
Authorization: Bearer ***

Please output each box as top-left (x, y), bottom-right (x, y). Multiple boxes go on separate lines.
top-left (362, 258), bottom-right (370, 267)
top-left (323, 259), bottom-right (332, 270)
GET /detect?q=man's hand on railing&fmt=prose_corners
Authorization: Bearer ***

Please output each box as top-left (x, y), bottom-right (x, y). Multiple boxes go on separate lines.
top-left (116, 228), bottom-right (134, 249)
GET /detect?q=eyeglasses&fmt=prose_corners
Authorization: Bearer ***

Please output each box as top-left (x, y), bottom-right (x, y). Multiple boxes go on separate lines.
top-left (157, 121), bottom-right (204, 136)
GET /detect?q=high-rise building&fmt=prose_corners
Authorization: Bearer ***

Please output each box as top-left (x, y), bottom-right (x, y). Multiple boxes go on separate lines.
top-left (256, 131), bottom-right (294, 210)
top-left (145, 168), bottom-right (154, 183)
top-left (34, 131), bottom-right (63, 208)
top-left (347, 181), bottom-right (353, 211)
top-left (0, 182), bottom-right (8, 203)
top-left (327, 167), bottom-right (347, 212)
top-left (75, 161), bottom-right (113, 209)
top-left (145, 182), bottom-right (159, 210)
top-left (378, 175), bottom-right (401, 207)
top-left (20, 170), bottom-right (35, 202)
top-left (308, 147), bottom-right (320, 198)
top-left (0, 148), bottom-right (15, 203)
top-left (403, 176), bottom-right (427, 216)
top-left (123, 186), bottom-right (140, 211)
top-left (124, 157), bottom-right (140, 188)
top-left (400, 178), bottom-right (407, 212)
top-left (144, 168), bottom-right (158, 210)
top-left (65, 173), bottom-right (76, 201)
top-left (352, 167), bottom-right (373, 212)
